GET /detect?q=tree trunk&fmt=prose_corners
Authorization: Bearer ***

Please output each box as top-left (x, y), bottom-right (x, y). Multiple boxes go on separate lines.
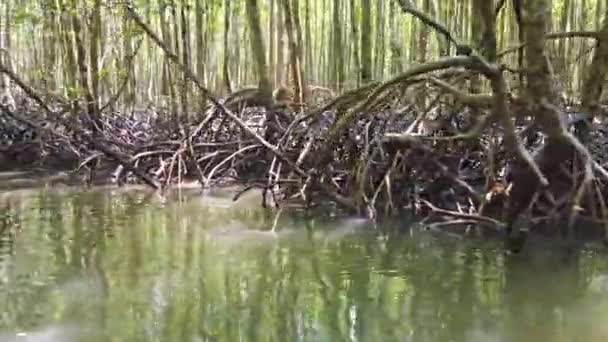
top-left (223, 0), bottom-right (232, 94)
top-left (332, 0), bottom-right (344, 91)
top-left (375, 0), bottom-right (386, 78)
top-left (304, 0), bottom-right (312, 83)
top-left (276, 2), bottom-right (285, 86)
top-left (280, 0), bottom-right (304, 105)
top-left (360, 0), bottom-right (372, 83)
top-left (506, 0), bottom-right (572, 253)
top-left (581, 0), bottom-right (608, 116)
top-left (41, 0), bottom-right (58, 89)
top-left (268, 0), bottom-right (275, 88)
top-left (122, 7), bottom-right (136, 106)
top-left (195, 0), bottom-right (207, 105)
top-left (245, 0), bottom-right (272, 104)
top-left (71, 5), bottom-right (100, 126)
top-left (0, 0), bottom-right (10, 94)
top-left (179, 2), bottom-right (190, 115)
top-left (291, 0), bottom-right (307, 103)
top-left (59, 0), bottom-right (78, 93)
top-left (90, 0), bottom-right (102, 108)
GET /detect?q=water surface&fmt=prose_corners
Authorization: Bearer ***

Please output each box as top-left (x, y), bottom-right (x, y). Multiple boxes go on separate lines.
top-left (0, 185), bottom-right (608, 341)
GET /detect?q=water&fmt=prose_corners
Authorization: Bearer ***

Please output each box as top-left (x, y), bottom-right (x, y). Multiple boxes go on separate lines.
top-left (1, 185), bottom-right (608, 342)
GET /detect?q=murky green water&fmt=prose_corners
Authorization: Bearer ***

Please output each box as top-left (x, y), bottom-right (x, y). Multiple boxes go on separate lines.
top-left (1, 186), bottom-right (608, 342)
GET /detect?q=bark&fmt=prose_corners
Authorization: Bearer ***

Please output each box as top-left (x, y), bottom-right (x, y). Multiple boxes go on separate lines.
top-left (521, 0), bottom-right (564, 135)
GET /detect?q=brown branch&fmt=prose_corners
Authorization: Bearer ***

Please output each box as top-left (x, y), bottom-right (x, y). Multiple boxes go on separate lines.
top-left (0, 63), bottom-right (53, 114)
top-left (498, 31), bottom-right (601, 58)
top-left (426, 76), bottom-right (493, 107)
top-left (394, 0), bottom-right (462, 47)
top-left (353, 56), bottom-right (477, 114)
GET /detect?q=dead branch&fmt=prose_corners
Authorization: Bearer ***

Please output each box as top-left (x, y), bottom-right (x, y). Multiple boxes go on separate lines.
top-left (421, 199), bottom-right (506, 228)
top-left (395, 0), bottom-right (464, 48)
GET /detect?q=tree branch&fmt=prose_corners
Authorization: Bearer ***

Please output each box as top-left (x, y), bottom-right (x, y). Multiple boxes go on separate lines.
top-left (498, 31), bottom-right (600, 58)
top-left (426, 76), bottom-right (493, 107)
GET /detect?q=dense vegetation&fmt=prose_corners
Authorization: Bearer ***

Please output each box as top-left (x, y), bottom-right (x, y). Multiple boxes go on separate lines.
top-left (1, 0), bottom-right (608, 251)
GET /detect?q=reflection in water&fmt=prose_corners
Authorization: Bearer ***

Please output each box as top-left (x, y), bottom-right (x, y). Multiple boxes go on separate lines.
top-left (0, 324), bottom-right (82, 342)
top-left (0, 187), bottom-right (607, 341)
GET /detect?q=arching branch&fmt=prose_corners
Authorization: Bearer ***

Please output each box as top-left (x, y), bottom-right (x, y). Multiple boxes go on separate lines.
top-left (498, 31), bottom-right (601, 58)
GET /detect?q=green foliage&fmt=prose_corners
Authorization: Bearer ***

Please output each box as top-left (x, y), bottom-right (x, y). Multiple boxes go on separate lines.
top-left (64, 86), bottom-right (82, 98)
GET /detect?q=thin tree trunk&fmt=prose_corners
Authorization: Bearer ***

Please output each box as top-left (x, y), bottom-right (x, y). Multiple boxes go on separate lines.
top-left (0, 0), bottom-right (10, 93)
top-left (276, 2), bottom-right (285, 86)
top-left (268, 0), bottom-right (275, 88)
top-left (195, 0), bottom-right (207, 105)
top-left (360, 0), bottom-right (372, 82)
top-left (180, 2), bottom-right (190, 115)
top-left (122, 7), bottom-right (136, 106)
top-left (581, 0), bottom-right (608, 118)
top-left (304, 0), bottom-right (312, 83)
top-left (291, 0), bottom-right (306, 101)
top-left (245, 0), bottom-right (272, 103)
top-left (350, 0), bottom-right (361, 86)
top-left (281, 0), bottom-right (304, 104)
top-left (223, 0), bottom-right (232, 93)
top-left (41, 0), bottom-right (58, 89)
top-left (332, 0), bottom-right (344, 91)
top-left (418, 0), bottom-right (430, 63)
top-left (71, 5), bottom-right (99, 125)
top-left (375, 0), bottom-right (386, 78)
top-left (90, 0), bottom-right (102, 108)
top-left (59, 0), bottom-right (77, 92)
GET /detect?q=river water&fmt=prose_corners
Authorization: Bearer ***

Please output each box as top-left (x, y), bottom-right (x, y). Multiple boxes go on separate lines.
top-left (0, 183), bottom-right (608, 341)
